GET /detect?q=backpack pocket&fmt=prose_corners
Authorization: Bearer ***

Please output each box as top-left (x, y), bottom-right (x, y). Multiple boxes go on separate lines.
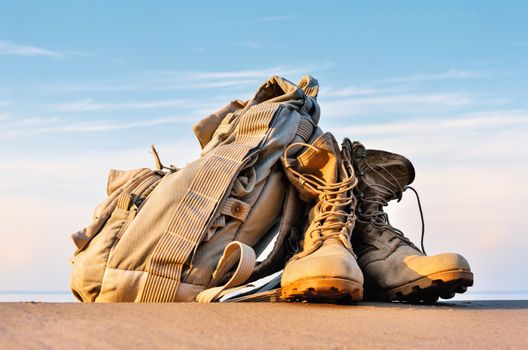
top-left (70, 169), bottom-right (162, 302)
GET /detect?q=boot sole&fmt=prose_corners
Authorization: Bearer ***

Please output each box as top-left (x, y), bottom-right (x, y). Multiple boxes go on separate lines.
top-left (281, 277), bottom-right (363, 303)
top-left (370, 269), bottom-right (473, 304)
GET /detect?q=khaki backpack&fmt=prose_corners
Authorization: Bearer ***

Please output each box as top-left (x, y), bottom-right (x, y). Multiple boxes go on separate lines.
top-left (70, 75), bottom-right (320, 302)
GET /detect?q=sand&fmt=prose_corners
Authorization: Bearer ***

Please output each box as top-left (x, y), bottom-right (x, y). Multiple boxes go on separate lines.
top-left (1, 300), bottom-right (527, 349)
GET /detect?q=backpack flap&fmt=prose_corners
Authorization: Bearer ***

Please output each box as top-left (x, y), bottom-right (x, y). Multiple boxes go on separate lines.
top-left (71, 168), bottom-right (153, 252)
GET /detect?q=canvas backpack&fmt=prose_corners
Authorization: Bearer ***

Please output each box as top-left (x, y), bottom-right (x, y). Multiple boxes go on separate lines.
top-left (70, 75), bottom-right (320, 302)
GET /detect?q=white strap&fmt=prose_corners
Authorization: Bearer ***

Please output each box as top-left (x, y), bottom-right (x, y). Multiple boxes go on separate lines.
top-left (195, 241), bottom-right (256, 303)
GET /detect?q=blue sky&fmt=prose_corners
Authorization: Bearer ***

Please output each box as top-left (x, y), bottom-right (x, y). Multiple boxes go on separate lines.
top-left (1, 1), bottom-right (527, 298)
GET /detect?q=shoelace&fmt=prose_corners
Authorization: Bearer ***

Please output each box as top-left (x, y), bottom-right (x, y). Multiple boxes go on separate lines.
top-left (283, 142), bottom-right (358, 258)
top-left (404, 185), bottom-right (426, 255)
top-left (358, 153), bottom-right (427, 255)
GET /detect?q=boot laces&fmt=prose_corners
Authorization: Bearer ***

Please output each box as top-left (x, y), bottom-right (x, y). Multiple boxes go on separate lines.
top-left (357, 152), bottom-right (427, 255)
top-left (284, 142), bottom-right (358, 256)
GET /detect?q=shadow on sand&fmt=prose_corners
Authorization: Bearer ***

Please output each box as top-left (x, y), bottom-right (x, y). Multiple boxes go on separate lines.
top-left (354, 300), bottom-right (528, 310)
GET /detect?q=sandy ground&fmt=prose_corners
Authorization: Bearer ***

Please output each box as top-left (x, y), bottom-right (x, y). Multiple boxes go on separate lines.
top-left (1, 300), bottom-right (527, 349)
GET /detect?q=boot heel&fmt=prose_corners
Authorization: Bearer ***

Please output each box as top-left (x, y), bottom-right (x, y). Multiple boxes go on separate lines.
top-left (380, 270), bottom-right (474, 303)
top-left (282, 277), bottom-right (363, 302)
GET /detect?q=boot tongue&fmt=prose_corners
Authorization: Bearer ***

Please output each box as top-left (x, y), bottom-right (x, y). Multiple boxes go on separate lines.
top-left (283, 133), bottom-right (352, 244)
top-left (296, 133), bottom-right (349, 239)
top-left (283, 132), bottom-right (340, 201)
top-left (364, 149), bottom-right (415, 202)
top-left (296, 133), bottom-right (339, 184)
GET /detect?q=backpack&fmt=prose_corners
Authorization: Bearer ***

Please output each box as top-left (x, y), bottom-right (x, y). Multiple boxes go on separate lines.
top-left (70, 75), bottom-right (320, 302)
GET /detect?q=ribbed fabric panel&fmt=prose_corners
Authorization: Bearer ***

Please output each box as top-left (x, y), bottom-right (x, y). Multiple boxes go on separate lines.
top-left (141, 103), bottom-right (280, 302)
top-left (296, 117), bottom-right (314, 142)
top-left (297, 76), bottom-right (319, 98)
top-left (303, 86), bottom-right (318, 98)
top-left (117, 193), bottom-right (131, 210)
top-left (142, 274), bottom-right (180, 302)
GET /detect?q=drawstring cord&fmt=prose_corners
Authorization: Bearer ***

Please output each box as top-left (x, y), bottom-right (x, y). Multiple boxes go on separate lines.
top-left (151, 145), bottom-right (178, 173)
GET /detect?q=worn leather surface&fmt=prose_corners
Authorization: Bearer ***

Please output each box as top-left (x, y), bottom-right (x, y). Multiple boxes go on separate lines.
top-left (362, 245), bottom-right (471, 290)
top-left (281, 133), bottom-right (363, 287)
top-left (282, 241), bottom-right (364, 286)
top-left (350, 141), bottom-right (471, 291)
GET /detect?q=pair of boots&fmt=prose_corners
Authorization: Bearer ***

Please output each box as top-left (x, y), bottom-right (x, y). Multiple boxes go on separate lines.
top-left (280, 132), bottom-right (473, 303)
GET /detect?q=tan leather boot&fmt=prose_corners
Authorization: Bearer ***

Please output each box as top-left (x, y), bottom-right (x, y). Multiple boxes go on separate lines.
top-left (280, 132), bottom-right (364, 302)
top-left (349, 140), bottom-right (473, 303)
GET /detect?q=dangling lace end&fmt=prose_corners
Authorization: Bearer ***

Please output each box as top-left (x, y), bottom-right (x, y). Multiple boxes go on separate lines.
top-left (404, 185), bottom-right (427, 255)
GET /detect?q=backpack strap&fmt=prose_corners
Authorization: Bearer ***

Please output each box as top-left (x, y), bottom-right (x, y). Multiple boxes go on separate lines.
top-left (140, 103), bottom-right (284, 302)
top-left (195, 241), bottom-right (256, 303)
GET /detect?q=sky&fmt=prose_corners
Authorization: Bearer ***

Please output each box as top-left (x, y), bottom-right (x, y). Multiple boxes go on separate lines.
top-left (1, 1), bottom-right (527, 300)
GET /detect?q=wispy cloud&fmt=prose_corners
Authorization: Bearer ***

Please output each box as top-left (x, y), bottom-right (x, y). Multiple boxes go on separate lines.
top-left (53, 64), bottom-right (332, 92)
top-left (320, 93), bottom-right (473, 117)
top-left (1, 96), bottom-right (229, 139)
top-left (331, 109), bottom-right (528, 171)
top-left (259, 15), bottom-right (297, 22)
top-left (167, 65), bottom-right (316, 80)
top-left (230, 41), bottom-right (264, 49)
top-left (335, 111), bottom-right (528, 137)
top-left (53, 99), bottom-right (187, 112)
top-left (379, 69), bottom-right (485, 84)
top-left (54, 78), bottom-right (255, 92)
top-left (0, 113), bottom-right (205, 139)
top-left (1, 140), bottom-right (200, 182)
top-left (0, 102), bottom-right (12, 122)
top-left (0, 112), bottom-right (195, 140)
top-left (320, 86), bottom-right (390, 97)
top-left (36, 115), bottom-right (195, 133)
top-left (0, 40), bottom-right (64, 58)
top-left (10, 117), bottom-right (60, 127)
top-left (0, 116), bottom-right (62, 140)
